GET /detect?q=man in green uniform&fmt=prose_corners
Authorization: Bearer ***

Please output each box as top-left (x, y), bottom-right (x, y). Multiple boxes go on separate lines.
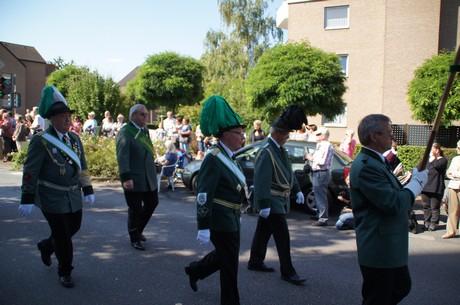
top-left (247, 105), bottom-right (307, 285)
top-left (185, 95), bottom-right (246, 305)
top-left (18, 86), bottom-right (95, 288)
top-left (116, 104), bottom-right (158, 251)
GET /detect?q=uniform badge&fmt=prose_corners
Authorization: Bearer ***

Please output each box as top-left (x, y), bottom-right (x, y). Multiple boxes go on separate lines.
top-left (237, 184), bottom-right (242, 192)
top-left (52, 148), bottom-right (57, 154)
top-left (197, 193), bottom-right (207, 205)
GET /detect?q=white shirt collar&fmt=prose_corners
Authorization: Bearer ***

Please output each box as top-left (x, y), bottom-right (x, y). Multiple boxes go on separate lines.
top-left (219, 141), bottom-right (234, 158)
top-left (54, 128), bottom-right (68, 141)
top-left (364, 146), bottom-right (386, 162)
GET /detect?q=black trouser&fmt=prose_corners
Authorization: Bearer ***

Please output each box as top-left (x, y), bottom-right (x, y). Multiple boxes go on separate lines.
top-left (41, 210), bottom-right (82, 276)
top-left (190, 230), bottom-right (240, 305)
top-left (421, 193), bottom-right (442, 225)
top-left (123, 191), bottom-right (158, 242)
top-left (360, 265), bottom-right (411, 305)
top-left (248, 214), bottom-right (296, 277)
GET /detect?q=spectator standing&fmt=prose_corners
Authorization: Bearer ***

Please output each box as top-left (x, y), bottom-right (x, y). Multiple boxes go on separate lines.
top-left (349, 114), bottom-right (428, 305)
top-left (339, 129), bottom-right (357, 159)
top-left (30, 106), bottom-right (45, 135)
top-left (12, 114), bottom-right (29, 151)
top-left (185, 95), bottom-right (247, 305)
top-left (442, 140), bottom-right (460, 239)
top-left (18, 85), bottom-right (95, 288)
top-left (1, 111), bottom-right (14, 162)
top-left (163, 111), bottom-right (176, 138)
top-left (116, 104), bottom-right (159, 251)
top-left (250, 120), bottom-right (266, 143)
top-left (305, 127), bottom-right (334, 226)
top-left (178, 118), bottom-right (192, 153)
top-left (101, 115), bottom-right (115, 137)
top-left (289, 123), bottom-right (309, 141)
top-left (247, 105), bottom-right (307, 285)
top-left (306, 124), bottom-right (318, 141)
top-left (195, 124), bottom-right (205, 152)
top-left (113, 114), bottom-right (126, 137)
top-left (419, 143), bottom-right (447, 231)
top-left (83, 112), bottom-right (97, 135)
top-left (69, 116), bottom-right (82, 135)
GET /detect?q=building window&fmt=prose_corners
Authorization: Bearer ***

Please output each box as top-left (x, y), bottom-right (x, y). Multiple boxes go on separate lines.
top-left (323, 107), bottom-right (347, 127)
top-left (339, 54), bottom-right (348, 77)
top-left (325, 6), bottom-right (349, 29)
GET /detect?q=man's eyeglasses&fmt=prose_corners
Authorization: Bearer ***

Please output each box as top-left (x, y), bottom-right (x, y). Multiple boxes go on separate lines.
top-left (374, 131), bottom-right (393, 137)
top-left (226, 130), bottom-right (246, 137)
top-left (137, 112), bottom-right (149, 117)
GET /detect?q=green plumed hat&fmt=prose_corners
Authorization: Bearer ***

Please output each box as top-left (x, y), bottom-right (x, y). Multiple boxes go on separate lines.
top-left (200, 95), bottom-right (245, 137)
top-left (38, 85), bottom-right (74, 119)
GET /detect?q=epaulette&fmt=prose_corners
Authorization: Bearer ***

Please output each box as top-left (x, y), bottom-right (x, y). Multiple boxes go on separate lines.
top-left (209, 147), bottom-right (220, 156)
top-left (36, 130), bottom-right (46, 136)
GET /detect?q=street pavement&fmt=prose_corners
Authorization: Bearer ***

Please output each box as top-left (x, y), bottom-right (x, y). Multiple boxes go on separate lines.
top-left (0, 161), bottom-right (459, 305)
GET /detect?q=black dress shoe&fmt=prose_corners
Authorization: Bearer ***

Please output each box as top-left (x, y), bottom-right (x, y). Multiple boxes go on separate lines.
top-left (185, 266), bottom-right (198, 292)
top-left (247, 263), bottom-right (275, 272)
top-left (281, 273), bottom-right (306, 285)
top-left (310, 216), bottom-right (319, 221)
top-left (37, 242), bottom-right (52, 267)
top-left (140, 234), bottom-right (147, 242)
top-left (59, 276), bottom-right (74, 288)
top-left (131, 241), bottom-right (145, 251)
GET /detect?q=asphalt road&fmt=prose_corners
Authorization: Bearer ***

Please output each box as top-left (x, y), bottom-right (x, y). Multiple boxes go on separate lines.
top-left (1, 162), bottom-right (459, 305)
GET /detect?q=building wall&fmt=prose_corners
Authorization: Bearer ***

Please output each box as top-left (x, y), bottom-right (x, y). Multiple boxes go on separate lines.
top-left (286, 0), bottom-right (458, 142)
top-left (0, 45), bottom-right (47, 115)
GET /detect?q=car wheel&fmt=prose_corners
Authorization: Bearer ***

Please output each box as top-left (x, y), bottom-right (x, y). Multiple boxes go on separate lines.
top-left (303, 190), bottom-right (317, 215)
top-left (191, 175), bottom-right (198, 194)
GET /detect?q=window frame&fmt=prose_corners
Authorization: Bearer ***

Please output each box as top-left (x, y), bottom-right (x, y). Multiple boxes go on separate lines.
top-left (324, 5), bottom-right (350, 30)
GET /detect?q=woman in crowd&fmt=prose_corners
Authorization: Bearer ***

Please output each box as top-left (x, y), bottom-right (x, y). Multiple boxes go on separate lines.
top-left (443, 141), bottom-right (460, 239)
top-left (250, 120), bottom-right (266, 143)
top-left (70, 116), bottom-right (82, 135)
top-left (420, 143), bottom-right (447, 232)
top-left (12, 114), bottom-right (29, 152)
top-left (83, 111), bottom-right (98, 135)
top-left (178, 118), bottom-right (192, 153)
top-left (1, 111), bottom-right (13, 162)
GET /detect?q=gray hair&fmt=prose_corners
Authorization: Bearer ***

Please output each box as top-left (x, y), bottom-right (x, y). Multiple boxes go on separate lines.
top-left (357, 114), bottom-right (391, 145)
top-left (129, 104), bottom-right (146, 121)
top-left (164, 140), bottom-right (176, 154)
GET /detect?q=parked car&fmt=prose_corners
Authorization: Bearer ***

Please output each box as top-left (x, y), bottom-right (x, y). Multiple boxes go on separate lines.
top-left (182, 140), bottom-right (352, 215)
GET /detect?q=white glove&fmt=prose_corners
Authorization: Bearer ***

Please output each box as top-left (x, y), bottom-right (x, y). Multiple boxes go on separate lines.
top-left (84, 194), bottom-right (95, 206)
top-left (18, 204), bottom-right (34, 217)
top-left (196, 229), bottom-right (210, 245)
top-left (404, 169), bottom-right (428, 197)
top-left (296, 192), bottom-right (305, 204)
top-left (259, 208), bottom-right (271, 218)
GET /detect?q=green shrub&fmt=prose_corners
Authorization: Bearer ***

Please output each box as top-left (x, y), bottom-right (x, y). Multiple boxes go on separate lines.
top-left (353, 144), bottom-right (457, 171)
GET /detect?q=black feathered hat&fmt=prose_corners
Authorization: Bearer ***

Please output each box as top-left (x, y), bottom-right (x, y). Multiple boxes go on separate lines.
top-left (271, 105), bottom-right (308, 132)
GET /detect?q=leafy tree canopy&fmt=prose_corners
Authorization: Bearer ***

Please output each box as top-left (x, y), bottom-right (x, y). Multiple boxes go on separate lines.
top-left (407, 51), bottom-right (460, 125)
top-left (245, 41), bottom-right (347, 122)
top-left (126, 52), bottom-right (204, 113)
top-left (47, 65), bottom-right (128, 122)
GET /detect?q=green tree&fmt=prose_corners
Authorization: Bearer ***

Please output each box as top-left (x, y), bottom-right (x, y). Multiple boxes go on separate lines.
top-left (47, 65), bottom-right (128, 122)
top-left (407, 51), bottom-right (460, 125)
top-left (49, 57), bottom-right (76, 71)
top-left (245, 41), bottom-right (347, 122)
top-left (125, 52), bottom-right (204, 113)
top-left (201, 0), bottom-right (283, 125)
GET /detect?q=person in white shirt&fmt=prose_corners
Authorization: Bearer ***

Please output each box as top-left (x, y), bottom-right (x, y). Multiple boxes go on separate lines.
top-left (305, 127), bottom-right (334, 226)
top-left (83, 112), bottom-right (98, 135)
top-left (443, 140), bottom-right (460, 239)
top-left (163, 111), bottom-right (176, 138)
top-left (30, 106), bottom-right (45, 134)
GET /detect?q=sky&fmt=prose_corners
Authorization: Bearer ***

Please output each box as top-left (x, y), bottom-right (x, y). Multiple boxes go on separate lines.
top-left (3, 0), bottom-right (283, 82)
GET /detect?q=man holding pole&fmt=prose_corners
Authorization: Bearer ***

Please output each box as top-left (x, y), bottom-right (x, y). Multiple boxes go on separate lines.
top-left (349, 114), bottom-right (428, 305)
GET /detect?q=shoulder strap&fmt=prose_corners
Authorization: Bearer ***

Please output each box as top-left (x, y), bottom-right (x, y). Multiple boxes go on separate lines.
top-left (41, 132), bottom-right (81, 169)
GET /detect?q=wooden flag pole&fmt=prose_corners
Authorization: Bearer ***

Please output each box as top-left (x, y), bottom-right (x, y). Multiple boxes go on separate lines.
top-left (418, 46), bottom-right (460, 171)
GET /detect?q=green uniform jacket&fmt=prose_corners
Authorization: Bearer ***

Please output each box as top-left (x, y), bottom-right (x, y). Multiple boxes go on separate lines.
top-left (196, 143), bottom-right (246, 232)
top-left (254, 137), bottom-right (300, 214)
top-left (116, 123), bottom-right (157, 192)
top-left (21, 127), bottom-right (93, 213)
top-left (349, 148), bottom-right (415, 268)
